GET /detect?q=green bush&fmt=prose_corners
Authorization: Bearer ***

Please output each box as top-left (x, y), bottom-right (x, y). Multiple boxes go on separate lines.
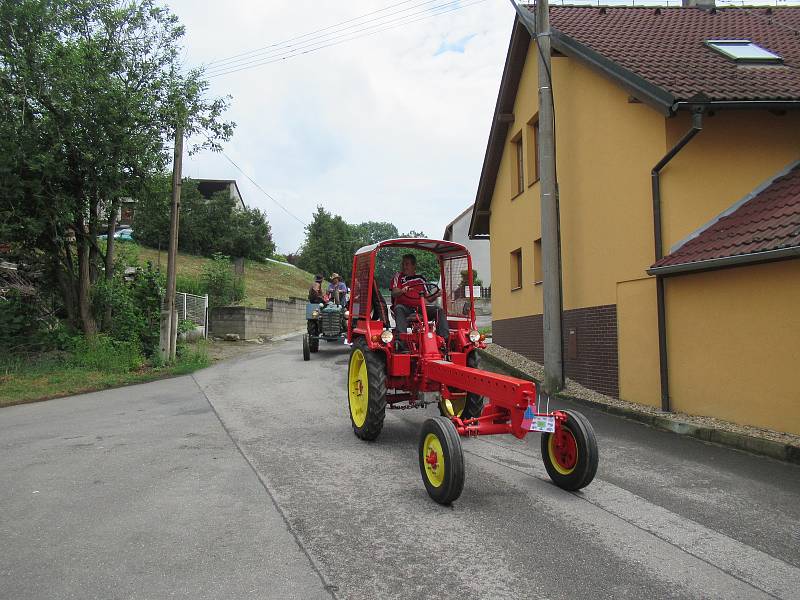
top-left (176, 274), bottom-right (205, 296)
top-left (0, 291), bottom-right (40, 351)
top-left (68, 334), bottom-right (143, 373)
top-left (203, 253), bottom-right (245, 307)
top-left (93, 261), bottom-right (164, 357)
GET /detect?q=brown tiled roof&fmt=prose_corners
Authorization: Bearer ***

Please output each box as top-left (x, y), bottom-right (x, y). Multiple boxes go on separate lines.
top-left (649, 163), bottom-right (800, 274)
top-left (537, 6), bottom-right (800, 103)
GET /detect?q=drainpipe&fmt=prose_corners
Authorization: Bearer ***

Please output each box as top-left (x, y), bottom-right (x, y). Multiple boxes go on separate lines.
top-left (652, 110), bottom-right (703, 412)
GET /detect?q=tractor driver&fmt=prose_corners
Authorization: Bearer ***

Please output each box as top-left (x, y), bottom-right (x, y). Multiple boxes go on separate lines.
top-left (390, 254), bottom-right (449, 348)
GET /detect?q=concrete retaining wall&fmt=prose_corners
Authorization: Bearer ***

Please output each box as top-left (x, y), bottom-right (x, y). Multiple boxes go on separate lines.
top-left (210, 297), bottom-right (306, 340)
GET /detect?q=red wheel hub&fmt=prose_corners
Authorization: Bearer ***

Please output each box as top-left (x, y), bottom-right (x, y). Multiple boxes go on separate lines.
top-left (551, 427), bottom-right (578, 470)
top-left (426, 449), bottom-right (439, 468)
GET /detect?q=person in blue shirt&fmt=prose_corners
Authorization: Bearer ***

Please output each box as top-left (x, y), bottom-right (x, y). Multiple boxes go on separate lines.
top-left (328, 273), bottom-right (348, 306)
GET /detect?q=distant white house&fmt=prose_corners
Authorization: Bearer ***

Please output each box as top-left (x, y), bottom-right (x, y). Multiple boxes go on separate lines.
top-left (443, 203), bottom-right (491, 287)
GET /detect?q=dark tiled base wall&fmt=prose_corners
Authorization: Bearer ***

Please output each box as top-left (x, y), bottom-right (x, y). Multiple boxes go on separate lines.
top-left (493, 304), bottom-right (619, 398)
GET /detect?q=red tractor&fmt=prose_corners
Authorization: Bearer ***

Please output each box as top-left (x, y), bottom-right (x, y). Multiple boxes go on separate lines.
top-left (346, 238), bottom-right (598, 504)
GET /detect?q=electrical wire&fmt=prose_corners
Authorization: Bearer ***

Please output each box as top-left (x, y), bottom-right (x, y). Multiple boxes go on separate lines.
top-left (206, 0), bottom-right (488, 78)
top-left (212, 145), bottom-right (307, 226)
top-left (204, 0), bottom-right (442, 70)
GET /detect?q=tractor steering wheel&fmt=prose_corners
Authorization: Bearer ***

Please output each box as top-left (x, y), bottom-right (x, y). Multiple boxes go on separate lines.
top-left (405, 281), bottom-right (440, 299)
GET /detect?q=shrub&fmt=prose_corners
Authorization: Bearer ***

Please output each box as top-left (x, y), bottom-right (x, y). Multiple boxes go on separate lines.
top-left (68, 334), bottom-right (143, 373)
top-left (202, 253), bottom-right (245, 307)
top-left (176, 273), bottom-right (205, 297)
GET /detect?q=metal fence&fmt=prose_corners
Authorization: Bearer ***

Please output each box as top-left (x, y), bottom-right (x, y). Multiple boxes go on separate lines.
top-left (176, 292), bottom-right (209, 338)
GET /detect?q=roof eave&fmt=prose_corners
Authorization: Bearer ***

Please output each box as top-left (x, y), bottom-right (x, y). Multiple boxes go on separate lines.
top-left (469, 17), bottom-right (530, 239)
top-left (551, 30), bottom-right (675, 116)
top-left (647, 246), bottom-right (800, 277)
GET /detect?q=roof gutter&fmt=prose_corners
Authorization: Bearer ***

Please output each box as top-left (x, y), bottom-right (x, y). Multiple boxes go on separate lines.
top-left (651, 109), bottom-right (704, 413)
top-left (674, 100), bottom-right (800, 111)
top-left (648, 245), bottom-right (800, 277)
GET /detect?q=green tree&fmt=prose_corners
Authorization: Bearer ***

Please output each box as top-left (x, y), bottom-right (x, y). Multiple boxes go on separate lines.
top-left (0, 0), bottom-right (234, 335)
top-left (298, 206), bottom-right (358, 279)
top-left (134, 178), bottom-right (274, 261)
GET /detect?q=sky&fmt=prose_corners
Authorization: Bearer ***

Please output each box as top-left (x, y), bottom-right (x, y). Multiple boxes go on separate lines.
top-left (165, 0), bottom-right (517, 254)
top-left (165, 0), bottom-right (788, 254)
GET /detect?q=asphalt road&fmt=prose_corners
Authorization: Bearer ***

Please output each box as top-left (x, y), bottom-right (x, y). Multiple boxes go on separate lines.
top-left (3, 338), bottom-right (800, 599)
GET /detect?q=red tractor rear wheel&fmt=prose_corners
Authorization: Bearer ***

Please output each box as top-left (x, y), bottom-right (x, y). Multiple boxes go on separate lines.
top-left (439, 351), bottom-right (484, 419)
top-left (418, 417), bottom-right (465, 505)
top-left (347, 338), bottom-right (387, 441)
top-left (540, 410), bottom-right (598, 491)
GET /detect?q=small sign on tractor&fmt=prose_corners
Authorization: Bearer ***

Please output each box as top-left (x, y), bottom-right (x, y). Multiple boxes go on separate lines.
top-left (345, 238), bottom-right (598, 504)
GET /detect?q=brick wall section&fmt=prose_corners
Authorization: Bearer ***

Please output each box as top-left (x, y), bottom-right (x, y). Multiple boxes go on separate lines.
top-left (493, 304), bottom-right (619, 398)
top-left (210, 297), bottom-right (307, 339)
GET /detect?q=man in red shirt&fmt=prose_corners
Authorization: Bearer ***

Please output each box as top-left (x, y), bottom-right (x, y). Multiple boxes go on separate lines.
top-left (390, 253), bottom-right (449, 346)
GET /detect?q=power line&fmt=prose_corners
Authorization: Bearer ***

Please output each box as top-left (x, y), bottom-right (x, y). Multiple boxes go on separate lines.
top-left (205, 0), bottom-right (438, 69)
top-left (215, 148), bottom-right (307, 227)
top-left (205, 0), bottom-right (478, 76)
top-left (207, 0), bottom-right (487, 78)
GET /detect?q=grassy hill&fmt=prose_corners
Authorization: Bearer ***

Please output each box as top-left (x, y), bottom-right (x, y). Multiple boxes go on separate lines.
top-left (132, 244), bottom-right (312, 306)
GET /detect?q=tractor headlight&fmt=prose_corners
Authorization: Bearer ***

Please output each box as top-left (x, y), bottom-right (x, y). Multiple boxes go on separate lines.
top-left (469, 329), bottom-right (481, 343)
top-left (345, 310), bottom-right (350, 317)
top-left (380, 330), bottom-right (394, 344)
top-left (312, 310), bottom-right (320, 318)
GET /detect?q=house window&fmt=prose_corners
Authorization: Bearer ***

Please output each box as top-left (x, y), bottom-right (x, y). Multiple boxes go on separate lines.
top-left (527, 116), bottom-right (540, 185)
top-left (705, 40), bottom-right (782, 63)
top-left (533, 238), bottom-right (542, 284)
top-left (510, 248), bottom-right (522, 290)
top-left (511, 133), bottom-right (524, 196)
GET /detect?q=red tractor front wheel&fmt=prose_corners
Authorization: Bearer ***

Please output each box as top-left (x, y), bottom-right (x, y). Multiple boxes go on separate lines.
top-left (418, 417), bottom-right (465, 505)
top-left (540, 410), bottom-right (598, 491)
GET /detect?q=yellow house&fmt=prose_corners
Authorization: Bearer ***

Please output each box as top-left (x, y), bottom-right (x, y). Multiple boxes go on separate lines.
top-left (469, 5), bottom-right (800, 435)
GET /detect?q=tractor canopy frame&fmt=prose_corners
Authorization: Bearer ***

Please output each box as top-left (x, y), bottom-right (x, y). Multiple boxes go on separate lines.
top-left (347, 238), bottom-right (478, 346)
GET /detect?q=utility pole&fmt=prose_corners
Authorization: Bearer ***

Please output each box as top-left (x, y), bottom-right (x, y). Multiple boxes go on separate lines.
top-left (535, 0), bottom-right (564, 393)
top-left (159, 121), bottom-right (183, 363)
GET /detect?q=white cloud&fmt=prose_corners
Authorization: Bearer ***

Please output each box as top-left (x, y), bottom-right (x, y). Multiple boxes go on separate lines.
top-left (166, 0), bottom-right (515, 253)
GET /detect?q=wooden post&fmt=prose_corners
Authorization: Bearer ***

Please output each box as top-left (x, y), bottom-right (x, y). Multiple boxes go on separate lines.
top-left (160, 122), bottom-right (183, 363)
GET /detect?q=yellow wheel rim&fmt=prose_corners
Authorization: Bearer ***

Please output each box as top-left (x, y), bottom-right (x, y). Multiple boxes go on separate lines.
top-left (547, 429), bottom-right (578, 475)
top-left (422, 433), bottom-right (445, 488)
top-left (440, 398), bottom-right (466, 417)
top-left (348, 349), bottom-right (368, 428)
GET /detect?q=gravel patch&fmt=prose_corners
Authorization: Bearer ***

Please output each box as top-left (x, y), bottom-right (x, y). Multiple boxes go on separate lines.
top-left (483, 343), bottom-right (800, 449)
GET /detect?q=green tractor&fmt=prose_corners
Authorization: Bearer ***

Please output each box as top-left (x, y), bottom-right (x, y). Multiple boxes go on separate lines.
top-left (303, 289), bottom-right (349, 360)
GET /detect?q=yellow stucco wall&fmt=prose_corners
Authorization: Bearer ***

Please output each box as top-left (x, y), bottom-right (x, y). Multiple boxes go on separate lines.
top-left (617, 277), bottom-right (661, 408)
top-left (489, 42), bottom-right (666, 322)
top-left (487, 37), bottom-right (800, 433)
top-left (666, 260), bottom-right (800, 435)
top-left (660, 110), bottom-right (800, 253)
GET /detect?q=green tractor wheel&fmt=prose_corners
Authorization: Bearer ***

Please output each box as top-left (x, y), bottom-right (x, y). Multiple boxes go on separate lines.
top-left (307, 322), bottom-right (320, 353)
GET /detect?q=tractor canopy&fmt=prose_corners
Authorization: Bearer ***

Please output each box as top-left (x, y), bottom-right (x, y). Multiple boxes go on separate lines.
top-left (354, 238), bottom-right (469, 258)
top-left (349, 238), bottom-right (477, 329)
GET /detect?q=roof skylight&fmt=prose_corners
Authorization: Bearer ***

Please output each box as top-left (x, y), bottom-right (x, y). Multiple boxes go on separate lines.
top-left (705, 40), bottom-right (782, 64)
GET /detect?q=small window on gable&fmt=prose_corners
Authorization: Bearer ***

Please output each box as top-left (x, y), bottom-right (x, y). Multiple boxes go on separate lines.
top-left (510, 248), bottom-right (522, 291)
top-left (511, 133), bottom-right (524, 196)
top-left (705, 40), bottom-right (782, 64)
top-left (527, 116), bottom-right (540, 185)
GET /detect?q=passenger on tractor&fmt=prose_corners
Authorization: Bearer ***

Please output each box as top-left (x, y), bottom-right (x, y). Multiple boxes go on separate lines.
top-left (308, 274), bottom-right (326, 304)
top-left (390, 253), bottom-right (449, 351)
top-left (328, 273), bottom-right (348, 305)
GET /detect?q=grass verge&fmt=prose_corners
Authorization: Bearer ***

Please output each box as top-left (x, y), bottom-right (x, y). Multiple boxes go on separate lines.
top-left (0, 342), bottom-right (210, 409)
top-left (133, 243), bottom-right (314, 305)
